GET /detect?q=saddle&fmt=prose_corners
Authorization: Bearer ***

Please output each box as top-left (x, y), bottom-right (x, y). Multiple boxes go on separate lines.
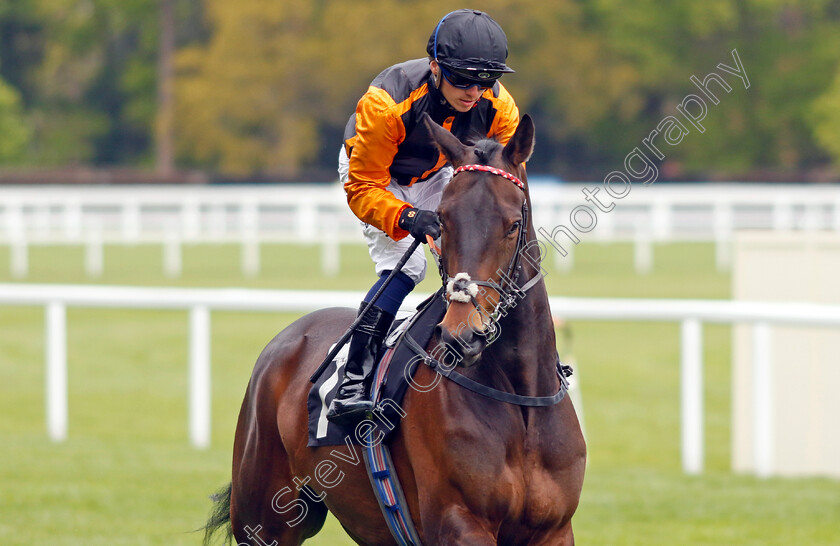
top-left (307, 289), bottom-right (447, 447)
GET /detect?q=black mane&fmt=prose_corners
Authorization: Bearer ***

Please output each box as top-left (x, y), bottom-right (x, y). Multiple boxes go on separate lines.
top-left (472, 138), bottom-right (503, 165)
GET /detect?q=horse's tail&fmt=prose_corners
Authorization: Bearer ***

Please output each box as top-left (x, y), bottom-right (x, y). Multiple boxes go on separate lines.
top-left (202, 482), bottom-right (233, 545)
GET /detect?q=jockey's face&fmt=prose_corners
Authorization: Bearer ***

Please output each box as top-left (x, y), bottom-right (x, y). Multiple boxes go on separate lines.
top-left (431, 61), bottom-right (485, 113)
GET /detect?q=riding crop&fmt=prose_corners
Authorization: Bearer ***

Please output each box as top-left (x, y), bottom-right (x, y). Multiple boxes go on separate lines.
top-left (309, 236), bottom-right (423, 383)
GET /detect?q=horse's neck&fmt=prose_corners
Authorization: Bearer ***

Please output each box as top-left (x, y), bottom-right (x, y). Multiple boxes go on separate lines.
top-left (484, 273), bottom-right (558, 397)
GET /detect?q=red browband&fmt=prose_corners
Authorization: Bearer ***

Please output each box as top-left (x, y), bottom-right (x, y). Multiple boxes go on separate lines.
top-left (453, 164), bottom-right (525, 190)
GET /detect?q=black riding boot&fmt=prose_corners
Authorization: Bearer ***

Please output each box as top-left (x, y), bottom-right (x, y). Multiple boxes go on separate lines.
top-left (326, 304), bottom-right (395, 425)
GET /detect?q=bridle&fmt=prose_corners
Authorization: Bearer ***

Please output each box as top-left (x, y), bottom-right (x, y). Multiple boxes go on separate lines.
top-left (403, 162), bottom-right (571, 409)
top-left (432, 164), bottom-right (542, 338)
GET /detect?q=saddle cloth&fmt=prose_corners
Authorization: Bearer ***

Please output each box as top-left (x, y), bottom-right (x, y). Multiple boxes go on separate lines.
top-left (307, 289), bottom-right (446, 447)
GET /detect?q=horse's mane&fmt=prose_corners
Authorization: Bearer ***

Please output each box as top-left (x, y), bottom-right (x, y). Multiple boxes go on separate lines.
top-left (471, 138), bottom-right (503, 166)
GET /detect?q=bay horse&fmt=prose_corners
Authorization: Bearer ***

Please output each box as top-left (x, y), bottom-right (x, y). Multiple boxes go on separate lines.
top-left (204, 113), bottom-right (586, 545)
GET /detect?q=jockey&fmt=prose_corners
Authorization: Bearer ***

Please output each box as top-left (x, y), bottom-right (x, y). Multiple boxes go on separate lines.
top-left (328, 9), bottom-right (521, 424)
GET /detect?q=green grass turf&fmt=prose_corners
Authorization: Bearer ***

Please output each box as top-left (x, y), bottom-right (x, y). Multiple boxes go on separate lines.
top-left (0, 242), bottom-right (838, 544)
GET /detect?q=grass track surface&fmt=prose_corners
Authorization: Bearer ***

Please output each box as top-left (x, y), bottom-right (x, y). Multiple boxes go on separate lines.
top-left (1, 242), bottom-right (838, 544)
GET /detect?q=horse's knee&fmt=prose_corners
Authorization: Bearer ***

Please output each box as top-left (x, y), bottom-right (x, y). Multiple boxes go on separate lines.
top-left (530, 521), bottom-right (575, 546)
top-left (231, 483), bottom-right (328, 546)
top-left (430, 506), bottom-right (497, 545)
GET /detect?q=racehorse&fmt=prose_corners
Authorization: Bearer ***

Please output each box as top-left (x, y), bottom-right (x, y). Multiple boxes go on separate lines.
top-left (204, 113), bottom-right (586, 545)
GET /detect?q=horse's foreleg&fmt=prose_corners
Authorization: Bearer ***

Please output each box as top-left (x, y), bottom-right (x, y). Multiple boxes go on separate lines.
top-left (230, 386), bottom-right (328, 545)
top-left (231, 458), bottom-right (327, 546)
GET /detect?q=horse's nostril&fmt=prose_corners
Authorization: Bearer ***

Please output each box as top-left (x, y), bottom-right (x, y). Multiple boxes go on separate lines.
top-left (437, 323), bottom-right (471, 344)
top-left (436, 324), bottom-right (458, 347)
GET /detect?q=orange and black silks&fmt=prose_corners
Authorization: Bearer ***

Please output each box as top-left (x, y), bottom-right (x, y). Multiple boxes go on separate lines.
top-left (343, 58), bottom-right (520, 241)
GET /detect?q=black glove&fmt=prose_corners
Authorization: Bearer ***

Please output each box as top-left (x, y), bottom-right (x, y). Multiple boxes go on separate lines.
top-left (398, 207), bottom-right (440, 241)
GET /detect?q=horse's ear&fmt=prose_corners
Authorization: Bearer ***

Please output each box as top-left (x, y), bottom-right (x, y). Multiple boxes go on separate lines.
top-left (422, 113), bottom-right (470, 167)
top-left (502, 114), bottom-right (535, 167)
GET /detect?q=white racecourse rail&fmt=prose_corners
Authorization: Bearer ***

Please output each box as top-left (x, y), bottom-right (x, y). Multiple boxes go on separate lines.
top-left (3, 182), bottom-right (840, 277)
top-left (4, 283), bottom-right (840, 477)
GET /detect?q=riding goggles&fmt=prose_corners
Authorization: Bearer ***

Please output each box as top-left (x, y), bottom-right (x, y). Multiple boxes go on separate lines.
top-left (439, 64), bottom-right (501, 90)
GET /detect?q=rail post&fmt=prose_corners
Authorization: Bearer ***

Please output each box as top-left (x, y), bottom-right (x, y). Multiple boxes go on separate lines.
top-left (46, 301), bottom-right (68, 442)
top-left (189, 305), bottom-right (211, 449)
top-left (752, 321), bottom-right (773, 477)
top-left (680, 318), bottom-right (703, 474)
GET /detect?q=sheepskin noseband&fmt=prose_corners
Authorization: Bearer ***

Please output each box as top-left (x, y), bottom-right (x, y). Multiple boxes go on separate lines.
top-left (446, 272), bottom-right (478, 303)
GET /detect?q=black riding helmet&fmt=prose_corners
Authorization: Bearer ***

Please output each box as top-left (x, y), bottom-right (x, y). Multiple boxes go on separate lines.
top-left (426, 9), bottom-right (514, 85)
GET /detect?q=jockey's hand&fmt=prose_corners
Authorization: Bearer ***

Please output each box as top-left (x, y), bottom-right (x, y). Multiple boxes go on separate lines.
top-left (398, 207), bottom-right (441, 241)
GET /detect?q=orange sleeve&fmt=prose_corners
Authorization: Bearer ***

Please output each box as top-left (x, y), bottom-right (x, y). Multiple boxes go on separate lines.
top-left (487, 82), bottom-right (520, 146)
top-left (344, 87), bottom-right (412, 241)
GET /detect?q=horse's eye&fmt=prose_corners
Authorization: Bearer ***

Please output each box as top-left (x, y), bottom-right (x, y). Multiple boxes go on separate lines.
top-left (506, 221), bottom-right (522, 237)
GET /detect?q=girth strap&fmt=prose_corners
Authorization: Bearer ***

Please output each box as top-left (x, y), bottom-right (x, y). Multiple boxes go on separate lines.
top-left (403, 334), bottom-right (570, 407)
top-left (363, 438), bottom-right (424, 546)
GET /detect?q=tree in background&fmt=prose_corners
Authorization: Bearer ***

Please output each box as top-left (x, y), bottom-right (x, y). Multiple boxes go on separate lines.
top-left (0, 76), bottom-right (30, 162)
top-left (176, 0), bottom-right (319, 176)
top-left (550, 0), bottom-right (840, 178)
top-left (3, 0), bottom-right (840, 179)
top-left (172, 0), bottom-right (642, 178)
top-left (0, 1), bottom-right (38, 164)
top-left (4, 1), bottom-right (110, 164)
top-left (156, 0), bottom-right (175, 175)
top-left (174, 0), bottom-right (458, 176)
top-left (173, 0), bottom-right (840, 180)
top-left (0, 0), bottom-right (180, 167)
top-left (812, 61), bottom-right (840, 167)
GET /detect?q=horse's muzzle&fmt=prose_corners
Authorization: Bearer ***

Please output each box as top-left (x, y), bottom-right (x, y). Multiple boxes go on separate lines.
top-left (435, 323), bottom-right (487, 368)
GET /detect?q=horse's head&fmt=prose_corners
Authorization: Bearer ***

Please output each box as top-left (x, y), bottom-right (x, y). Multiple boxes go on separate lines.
top-left (422, 112), bottom-right (535, 367)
